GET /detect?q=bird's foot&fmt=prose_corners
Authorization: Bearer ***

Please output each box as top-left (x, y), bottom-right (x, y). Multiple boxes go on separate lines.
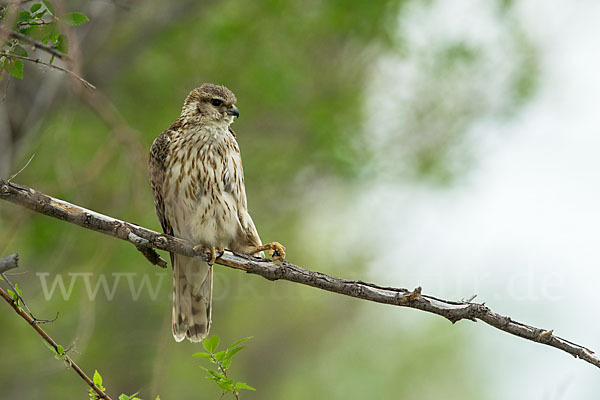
top-left (193, 245), bottom-right (225, 265)
top-left (216, 246), bottom-right (225, 262)
top-left (255, 242), bottom-right (286, 261)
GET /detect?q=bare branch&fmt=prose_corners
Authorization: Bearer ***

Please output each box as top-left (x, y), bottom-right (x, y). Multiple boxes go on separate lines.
top-left (0, 286), bottom-right (112, 400)
top-left (0, 24), bottom-right (69, 60)
top-left (0, 253), bottom-right (18, 273)
top-left (0, 52), bottom-right (95, 89)
top-left (1, 179), bottom-right (598, 369)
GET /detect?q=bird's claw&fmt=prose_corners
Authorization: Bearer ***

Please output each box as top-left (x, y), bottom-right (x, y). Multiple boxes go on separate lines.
top-left (192, 244), bottom-right (224, 265)
top-left (217, 246), bottom-right (225, 258)
top-left (266, 242), bottom-right (286, 261)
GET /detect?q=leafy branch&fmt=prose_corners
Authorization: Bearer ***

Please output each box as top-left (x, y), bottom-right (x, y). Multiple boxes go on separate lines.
top-left (1, 179), bottom-right (599, 370)
top-left (0, 253), bottom-right (160, 400)
top-left (0, 51), bottom-right (95, 88)
top-left (0, 254), bottom-right (111, 399)
top-left (193, 336), bottom-right (255, 399)
top-left (0, 0), bottom-right (89, 81)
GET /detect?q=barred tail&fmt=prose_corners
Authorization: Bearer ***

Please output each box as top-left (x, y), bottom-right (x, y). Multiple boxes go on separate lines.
top-left (172, 254), bottom-right (213, 342)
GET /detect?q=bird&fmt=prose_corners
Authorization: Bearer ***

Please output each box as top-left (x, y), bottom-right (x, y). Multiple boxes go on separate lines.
top-left (149, 83), bottom-right (285, 343)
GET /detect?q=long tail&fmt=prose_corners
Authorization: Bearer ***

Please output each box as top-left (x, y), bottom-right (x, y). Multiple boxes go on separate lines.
top-left (172, 254), bottom-right (212, 342)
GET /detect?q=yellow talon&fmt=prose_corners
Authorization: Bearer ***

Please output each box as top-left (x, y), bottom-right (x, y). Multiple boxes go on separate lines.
top-left (251, 242), bottom-right (286, 261)
top-left (267, 242), bottom-right (286, 261)
top-left (209, 247), bottom-right (217, 265)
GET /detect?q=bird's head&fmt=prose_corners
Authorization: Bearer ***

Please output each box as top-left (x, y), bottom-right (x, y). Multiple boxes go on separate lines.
top-left (181, 83), bottom-right (239, 126)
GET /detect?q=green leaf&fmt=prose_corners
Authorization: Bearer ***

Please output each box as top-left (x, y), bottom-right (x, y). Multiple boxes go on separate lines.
top-left (216, 380), bottom-right (234, 391)
top-left (226, 336), bottom-right (252, 351)
top-left (9, 59), bottom-right (23, 79)
top-left (43, 340), bottom-right (56, 353)
top-left (56, 344), bottom-right (64, 354)
top-left (42, 0), bottom-right (55, 17)
top-left (56, 34), bottom-right (68, 53)
top-left (202, 335), bottom-right (220, 353)
top-left (93, 370), bottom-right (103, 387)
top-left (213, 350), bottom-right (226, 361)
top-left (63, 12), bottom-right (89, 26)
top-left (14, 283), bottom-right (23, 297)
top-left (22, 25), bottom-right (42, 40)
top-left (34, 10), bottom-right (48, 19)
top-left (224, 346), bottom-right (245, 361)
top-left (7, 289), bottom-right (14, 298)
top-left (27, 21), bottom-right (58, 43)
top-left (236, 382), bottom-right (256, 391)
top-left (17, 11), bottom-right (31, 25)
top-left (46, 22), bottom-right (60, 43)
top-left (13, 45), bottom-right (28, 58)
top-left (221, 357), bottom-right (232, 370)
top-left (200, 367), bottom-right (225, 380)
top-left (118, 392), bottom-right (139, 400)
top-left (192, 352), bottom-right (212, 358)
top-left (30, 3), bottom-right (42, 13)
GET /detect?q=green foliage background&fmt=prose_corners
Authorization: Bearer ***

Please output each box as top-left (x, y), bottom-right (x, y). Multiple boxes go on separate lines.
top-left (0, 0), bottom-right (536, 398)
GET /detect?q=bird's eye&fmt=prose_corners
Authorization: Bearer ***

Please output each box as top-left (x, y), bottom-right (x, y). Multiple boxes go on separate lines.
top-left (211, 99), bottom-right (223, 107)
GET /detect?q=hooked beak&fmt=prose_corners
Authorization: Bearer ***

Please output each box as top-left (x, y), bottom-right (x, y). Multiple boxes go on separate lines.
top-left (226, 105), bottom-right (239, 118)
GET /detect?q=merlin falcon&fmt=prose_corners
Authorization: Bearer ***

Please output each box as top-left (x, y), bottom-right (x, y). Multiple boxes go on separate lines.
top-left (149, 83), bottom-right (285, 342)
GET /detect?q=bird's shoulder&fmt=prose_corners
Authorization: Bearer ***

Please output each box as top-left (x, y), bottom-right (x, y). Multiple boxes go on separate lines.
top-left (148, 120), bottom-right (184, 239)
top-left (149, 121), bottom-right (181, 166)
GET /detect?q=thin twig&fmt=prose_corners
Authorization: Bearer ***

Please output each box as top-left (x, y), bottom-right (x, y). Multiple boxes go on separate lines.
top-left (1, 52), bottom-right (95, 89)
top-left (0, 24), bottom-right (69, 60)
top-left (212, 354), bottom-right (239, 400)
top-left (7, 153), bottom-right (34, 182)
top-left (0, 270), bottom-right (32, 315)
top-left (17, 21), bottom-right (53, 26)
top-left (0, 286), bottom-right (112, 400)
top-left (0, 179), bottom-right (599, 369)
top-left (0, 252), bottom-right (59, 323)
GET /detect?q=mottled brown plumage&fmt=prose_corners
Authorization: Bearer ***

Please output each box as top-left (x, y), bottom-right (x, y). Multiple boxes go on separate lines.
top-left (149, 83), bottom-right (285, 342)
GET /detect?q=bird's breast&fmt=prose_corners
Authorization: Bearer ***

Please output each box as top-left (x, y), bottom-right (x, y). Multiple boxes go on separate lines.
top-left (163, 126), bottom-right (241, 245)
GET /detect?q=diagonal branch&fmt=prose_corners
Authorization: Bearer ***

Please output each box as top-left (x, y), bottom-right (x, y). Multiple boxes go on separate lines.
top-left (0, 254), bottom-right (112, 400)
top-left (0, 179), bottom-right (598, 369)
top-left (1, 52), bottom-right (95, 89)
top-left (0, 24), bottom-right (69, 60)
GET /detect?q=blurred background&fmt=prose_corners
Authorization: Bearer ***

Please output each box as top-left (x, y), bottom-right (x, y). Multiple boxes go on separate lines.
top-left (1, 0), bottom-right (599, 398)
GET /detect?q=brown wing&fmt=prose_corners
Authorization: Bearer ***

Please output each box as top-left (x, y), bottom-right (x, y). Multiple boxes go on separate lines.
top-left (227, 127), bottom-right (262, 252)
top-left (149, 129), bottom-right (175, 264)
